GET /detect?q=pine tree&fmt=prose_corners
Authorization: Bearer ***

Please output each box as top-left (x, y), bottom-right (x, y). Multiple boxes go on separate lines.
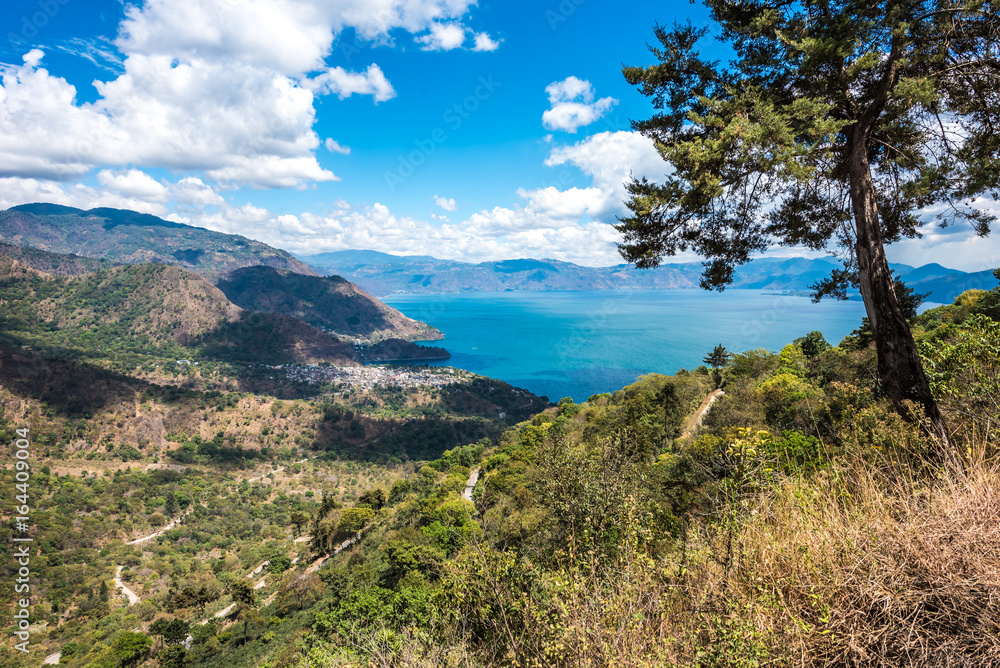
top-left (703, 344), bottom-right (731, 371)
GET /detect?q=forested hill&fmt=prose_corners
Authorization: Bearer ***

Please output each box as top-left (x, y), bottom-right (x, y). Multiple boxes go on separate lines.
top-left (301, 250), bottom-right (998, 303)
top-left (0, 255), bottom-right (359, 366)
top-left (0, 204), bottom-right (316, 276)
top-left (0, 261), bottom-right (995, 667)
top-left (214, 266), bottom-right (443, 343)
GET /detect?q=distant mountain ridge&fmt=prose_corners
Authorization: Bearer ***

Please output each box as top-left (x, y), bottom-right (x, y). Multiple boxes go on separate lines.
top-left (0, 203), bottom-right (317, 276)
top-left (299, 250), bottom-right (998, 304)
top-left (4, 202), bottom-right (992, 314)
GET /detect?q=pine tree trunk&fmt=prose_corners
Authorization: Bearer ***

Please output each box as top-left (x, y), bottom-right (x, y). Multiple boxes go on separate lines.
top-left (847, 133), bottom-right (950, 446)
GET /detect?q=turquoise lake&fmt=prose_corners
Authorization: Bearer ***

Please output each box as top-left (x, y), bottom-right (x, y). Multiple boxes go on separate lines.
top-left (384, 289), bottom-right (874, 402)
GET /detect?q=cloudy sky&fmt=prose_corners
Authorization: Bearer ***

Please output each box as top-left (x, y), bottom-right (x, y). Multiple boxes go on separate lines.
top-left (0, 0), bottom-right (997, 271)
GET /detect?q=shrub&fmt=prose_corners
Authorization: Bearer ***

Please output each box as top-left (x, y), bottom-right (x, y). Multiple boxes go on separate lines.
top-left (921, 314), bottom-right (1000, 445)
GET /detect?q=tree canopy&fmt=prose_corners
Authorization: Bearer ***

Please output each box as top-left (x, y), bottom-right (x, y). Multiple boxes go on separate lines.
top-left (110, 631), bottom-right (151, 667)
top-left (618, 1), bottom-right (1000, 277)
top-left (617, 0), bottom-right (1000, 438)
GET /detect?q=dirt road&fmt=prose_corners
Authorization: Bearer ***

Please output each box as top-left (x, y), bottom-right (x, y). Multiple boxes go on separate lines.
top-left (681, 389), bottom-right (725, 439)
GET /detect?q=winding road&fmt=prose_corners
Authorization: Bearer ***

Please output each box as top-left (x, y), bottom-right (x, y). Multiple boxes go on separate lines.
top-left (305, 535), bottom-right (360, 574)
top-left (462, 468), bottom-right (479, 503)
top-left (114, 566), bottom-right (140, 606)
top-left (127, 508), bottom-right (192, 545)
top-left (247, 560), bottom-right (270, 578)
top-left (42, 427), bottom-right (415, 662)
top-left (45, 565), bottom-right (143, 663)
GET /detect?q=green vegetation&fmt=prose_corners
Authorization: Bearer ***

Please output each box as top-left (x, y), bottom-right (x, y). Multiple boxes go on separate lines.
top-left (0, 261), bottom-right (998, 667)
top-left (0, 241), bottom-right (111, 276)
top-left (0, 243), bottom-right (550, 667)
top-left (617, 1), bottom-right (1000, 439)
top-left (703, 344), bottom-right (731, 387)
top-left (0, 259), bottom-right (360, 369)
top-left (0, 142), bottom-right (998, 667)
top-left (245, 287), bottom-right (993, 667)
top-left (0, 207), bottom-right (444, 350)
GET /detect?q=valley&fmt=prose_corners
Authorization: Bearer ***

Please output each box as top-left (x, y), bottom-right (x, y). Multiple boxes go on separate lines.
top-left (3, 1), bottom-right (999, 665)
top-left (0, 205), bottom-right (997, 668)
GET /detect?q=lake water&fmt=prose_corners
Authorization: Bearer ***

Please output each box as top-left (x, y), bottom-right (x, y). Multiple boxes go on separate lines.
top-left (384, 290), bottom-right (872, 402)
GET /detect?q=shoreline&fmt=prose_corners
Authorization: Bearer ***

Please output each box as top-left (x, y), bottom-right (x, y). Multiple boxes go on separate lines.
top-left (362, 353), bottom-right (452, 364)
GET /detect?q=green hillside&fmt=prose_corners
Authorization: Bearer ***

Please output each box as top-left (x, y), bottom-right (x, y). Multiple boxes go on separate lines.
top-left (0, 207), bottom-right (447, 346)
top-left (0, 275), bottom-right (995, 667)
top-left (0, 241), bottom-right (111, 275)
top-left (0, 342), bottom-right (549, 667)
top-left (0, 256), bottom-right (358, 367)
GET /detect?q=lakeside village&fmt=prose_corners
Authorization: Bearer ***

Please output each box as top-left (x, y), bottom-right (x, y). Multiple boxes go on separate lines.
top-left (249, 361), bottom-right (477, 390)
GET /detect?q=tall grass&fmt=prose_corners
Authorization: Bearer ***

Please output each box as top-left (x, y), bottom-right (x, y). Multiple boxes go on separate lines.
top-left (667, 409), bottom-right (1000, 668)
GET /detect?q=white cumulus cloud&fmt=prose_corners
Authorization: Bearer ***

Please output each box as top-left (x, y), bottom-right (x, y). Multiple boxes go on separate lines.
top-left (415, 22), bottom-right (468, 51)
top-left (472, 32), bottom-right (501, 52)
top-left (544, 130), bottom-right (666, 217)
top-left (97, 169), bottom-right (169, 202)
top-left (517, 186), bottom-right (608, 222)
top-left (0, 0), bottom-right (495, 191)
top-left (206, 156), bottom-right (340, 189)
top-left (172, 177), bottom-right (225, 206)
top-left (0, 176), bottom-right (169, 216)
top-left (0, 50), bottom-right (336, 188)
top-left (542, 76), bottom-right (617, 133)
top-left (433, 195), bottom-right (458, 211)
top-left (116, 0), bottom-right (482, 73)
top-left (324, 139), bottom-right (351, 154)
top-left (307, 64), bottom-right (395, 102)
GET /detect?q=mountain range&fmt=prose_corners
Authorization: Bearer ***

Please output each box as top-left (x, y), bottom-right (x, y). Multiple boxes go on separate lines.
top-left (0, 203), bottom-right (315, 276)
top-left (2, 201), bottom-right (994, 327)
top-left (0, 204), bottom-right (444, 354)
top-left (300, 250), bottom-right (999, 304)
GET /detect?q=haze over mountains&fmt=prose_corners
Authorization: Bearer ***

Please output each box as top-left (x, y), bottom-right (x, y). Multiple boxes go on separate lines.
top-left (301, 250), bottom-right (999, 303)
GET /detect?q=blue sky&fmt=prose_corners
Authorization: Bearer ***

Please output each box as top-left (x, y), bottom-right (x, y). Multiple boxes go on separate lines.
top-left (0, 0), bottom-right (997, 270)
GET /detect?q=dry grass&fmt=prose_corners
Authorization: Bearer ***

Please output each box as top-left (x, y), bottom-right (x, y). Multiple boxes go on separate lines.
top-left (466, 446), bottom-right (1000, 667)
top-left (322, 445), bottom-right (1000, 668)
top-left (352, 627), bottom-right (480, 668)
top-left (704, 444), bottom-right (1000, 667)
